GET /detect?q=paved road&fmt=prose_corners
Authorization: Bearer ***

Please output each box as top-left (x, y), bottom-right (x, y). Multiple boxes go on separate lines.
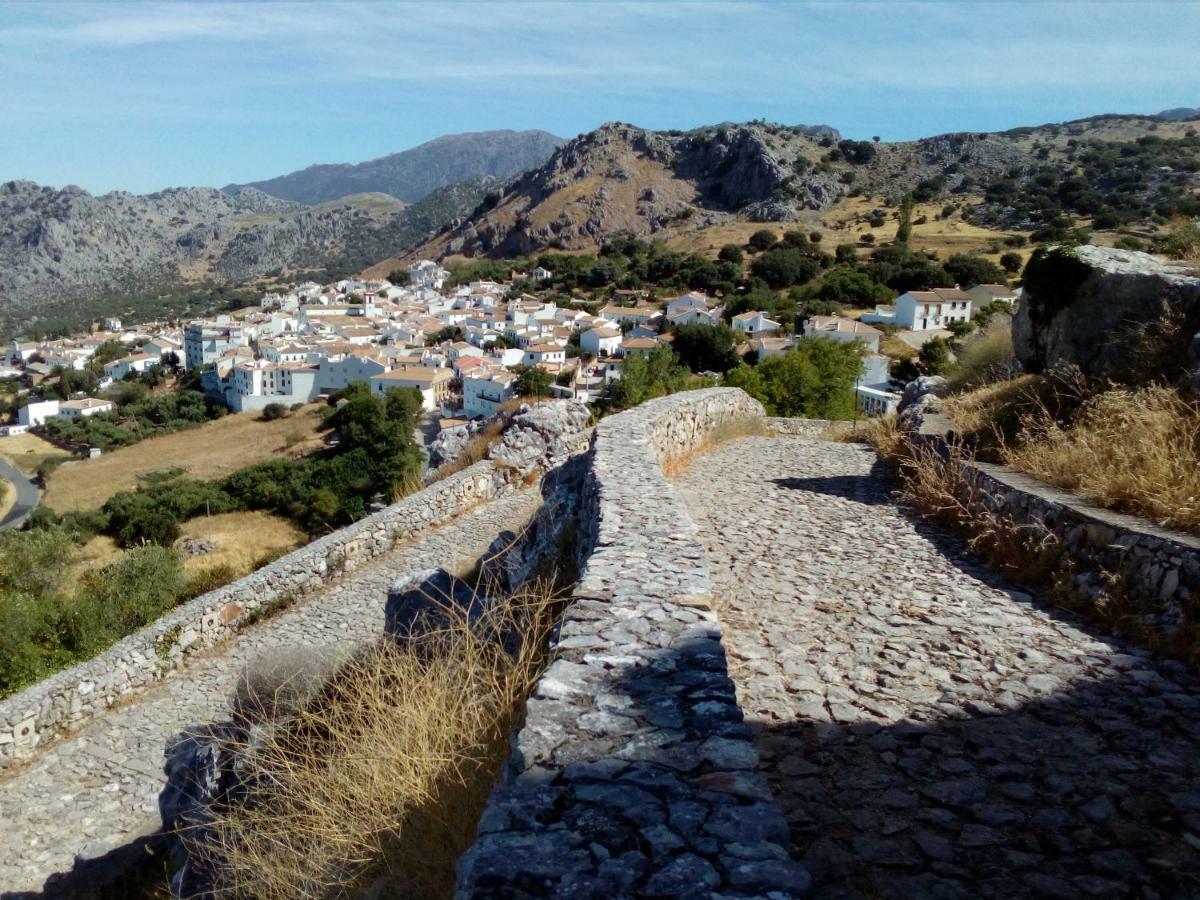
top-left (0, 488), bottom-right (540, 895)
top-left (0, 458), bottom-right (40, 530)
top-left (677, 435), bottom-right (1200, 900)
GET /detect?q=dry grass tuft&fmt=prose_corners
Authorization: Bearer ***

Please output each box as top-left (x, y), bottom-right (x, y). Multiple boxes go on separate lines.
top-left (661, 416), bottom-right (769, 479)
top-left (1002, 384), bottom-right (1200, 533)
top-left (190, 575), bottom-right (565, 899)
top-left (824, 414), bottom-right (902, 456)
top-left (948, 323), bottom-right (1017, 392)
top-left (889, 437), bottom-right (1065, 582)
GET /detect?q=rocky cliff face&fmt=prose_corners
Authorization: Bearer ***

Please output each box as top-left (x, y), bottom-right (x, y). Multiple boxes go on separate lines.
top-left (423, 121), bottom-right (850, 258)
top-left (1014, 244), bottom-right (1200, 386)
top-left (223, 130), bottom-right (564, 204)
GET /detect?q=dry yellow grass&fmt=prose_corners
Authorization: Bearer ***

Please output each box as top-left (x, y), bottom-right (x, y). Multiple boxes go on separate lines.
top-left (43, 405), bottom-right (327, 513)
top-left (0, 478), bottom-right (12, 522)
top-left (1003, 385), bottom-right (1200, 533)
top-left (177, 512), bottom-right (307, 576)
top-left (195, 575), bottom-right (564, 899)
top-left (0, 432), bottom-right (72, 476)
top-left (819, 195), bottom-right (1028, 267)
top-left (943, 374), bottom-right (1039, 437)
top-left (63, 512), bottom-right (306, 594)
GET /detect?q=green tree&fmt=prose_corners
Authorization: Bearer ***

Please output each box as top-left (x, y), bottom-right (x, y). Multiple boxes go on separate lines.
top-left (919, 336), bottom-right (953, 375)
top-left (514, 365), bottom-right (553, 400)
top-left (748, 229), bottom-right (779, 253)
top-left (999, 252), bottom-right (1023, 273)
top-left (671, 324), bottom-right (741, 373)
top-left (718, 244), bottom-right (745, 265)
top-left (895, 192), bottom-right (914, 245)
top-left (728, 340), bottom-right (862, 419)
top-left (608, 347), bottom-right (691, 410)
top-left (750, 247), bottom-right (821, 290)
top-left (943, 253), bottom-right (1007, 288)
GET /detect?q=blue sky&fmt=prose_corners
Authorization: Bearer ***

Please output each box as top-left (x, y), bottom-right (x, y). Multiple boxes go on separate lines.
top-left (1, 1), bottom-right (1196, 195)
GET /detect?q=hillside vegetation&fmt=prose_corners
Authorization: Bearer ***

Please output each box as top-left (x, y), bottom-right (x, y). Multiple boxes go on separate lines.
top-left (403, 115), bottom-right (1199, 265)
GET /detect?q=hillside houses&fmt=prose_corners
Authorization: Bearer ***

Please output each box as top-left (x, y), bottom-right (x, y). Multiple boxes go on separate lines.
top-left (803, 316), bottom-right (882, 353)
top-left (731, 311), bottom-right (782, 336)
top-left (862, 287), bottom-right (973, 331)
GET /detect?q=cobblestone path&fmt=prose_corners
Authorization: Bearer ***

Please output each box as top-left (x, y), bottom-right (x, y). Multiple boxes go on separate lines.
top-left (0, 489), bottom-right (539, 895)
top-left (676, 436), bottom-right (1200, 900)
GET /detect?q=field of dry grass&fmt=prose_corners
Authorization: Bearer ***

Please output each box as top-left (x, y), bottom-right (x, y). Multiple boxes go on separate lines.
top-left (42, 405), bottom-right (327, 513)
top-left (0, 432), bottom-right (73, 476)
top-left (66, 511), bottom-right (307, 596)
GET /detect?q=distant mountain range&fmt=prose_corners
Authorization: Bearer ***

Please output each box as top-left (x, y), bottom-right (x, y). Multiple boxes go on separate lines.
top-left (0, 131), bottom-right (564, 338)
top-left (2, 113), bottom-right (1197, 340)
top-left (223, 130), bottom-right (564, 204)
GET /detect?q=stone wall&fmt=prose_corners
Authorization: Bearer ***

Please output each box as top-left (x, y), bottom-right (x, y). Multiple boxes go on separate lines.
top-left (0, 461), bottom-right (506, 767)
top-left (917, 411), bottom-right (1200, 638)
top-left (456, 388), bottom-right (813, 897)
top-left (765, 416), bottom-right (842, 438)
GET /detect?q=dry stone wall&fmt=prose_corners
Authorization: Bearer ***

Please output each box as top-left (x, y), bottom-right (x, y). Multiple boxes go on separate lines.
top-left (0, 462), bottom-right (507, 768)
top-left (917, 411), bottom-right (1200, 640)
top-left (456, 389), bottom-right (814, 897)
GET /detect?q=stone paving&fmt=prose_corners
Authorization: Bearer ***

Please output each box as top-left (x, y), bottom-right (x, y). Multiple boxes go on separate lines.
top-left (676, 435), bottom-right (1200, 900)
top-left (0, 489), bottom-right (539, 895)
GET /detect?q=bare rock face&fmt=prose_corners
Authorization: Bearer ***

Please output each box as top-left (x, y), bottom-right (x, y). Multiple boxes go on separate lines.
top-left (488, 400), bottom-right (593, 481)
top-left (1013, 245), bottom-right (1200, 385)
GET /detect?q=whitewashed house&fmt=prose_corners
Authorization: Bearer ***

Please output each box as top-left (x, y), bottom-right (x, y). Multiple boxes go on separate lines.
top-left (803, 316), bottom-right (882, 353)
top-left (463, 369), bottom-right (516, 419)
top-left (579, 327), bottom-right (622, 358)
top-left (731, 311), bottom-right (782, 337)
top-left (18, 400), bottom-right (61, 426)
top-left (369, 366), bottom-right (454, 412)
top-left (58, 398), bottom-right (115, 420)
top-left (523, 344), bottom-right (566, 367)
top-left (104, 352), bottom-right (160, 381)
top-left (864, 288), bottom-right (972, 331)
top-left (967, 283), bottom-right (1020, 307)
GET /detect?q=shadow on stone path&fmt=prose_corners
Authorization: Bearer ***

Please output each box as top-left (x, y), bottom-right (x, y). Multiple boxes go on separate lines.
top-left (676, 435), bottom-right (1200, 900)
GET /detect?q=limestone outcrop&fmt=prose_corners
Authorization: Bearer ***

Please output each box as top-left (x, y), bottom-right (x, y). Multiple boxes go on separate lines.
top-left (1013, 244), bottom-right (1200, 385)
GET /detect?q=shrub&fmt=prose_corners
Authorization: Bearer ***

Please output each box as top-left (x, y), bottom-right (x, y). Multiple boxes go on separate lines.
top-left (919, 336), bottom-right (954, 375)
top-left (67, 545), bottom-right (187, 654)
top-left (748, 229), bottom-right (778, 252)
top-left (260, 403), bottom-right (288, 422)
top-left (750, 247), bottom-right (821, 290)
top-left (948, 324), bottom-right (1016, 391)
top-left (717, 244), bottom-right (744, 265)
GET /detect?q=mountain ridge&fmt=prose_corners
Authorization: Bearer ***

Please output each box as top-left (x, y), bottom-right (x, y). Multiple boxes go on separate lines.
top-left (222, 129), bottom-right (564, 204)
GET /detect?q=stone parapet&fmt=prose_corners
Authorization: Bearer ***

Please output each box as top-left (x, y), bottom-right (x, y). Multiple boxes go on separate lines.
top-left (456, 389), bottom-right (813, 897)
top-left (0, 461), bottom-right (503, 766)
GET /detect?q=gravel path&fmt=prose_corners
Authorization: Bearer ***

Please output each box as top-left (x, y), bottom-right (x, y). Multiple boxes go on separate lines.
top-left (676, 435), bottom-right (1200, 900)
top-left (0, 489), bottom-right (539, 895)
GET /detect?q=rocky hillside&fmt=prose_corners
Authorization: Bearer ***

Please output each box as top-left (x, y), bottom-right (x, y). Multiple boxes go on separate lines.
top-left (407, 115), bottom-right (1199, 262)
top-left (223, 130), bottom-right (563, 204)
top-left (0, 176), bottom-right (496, 338)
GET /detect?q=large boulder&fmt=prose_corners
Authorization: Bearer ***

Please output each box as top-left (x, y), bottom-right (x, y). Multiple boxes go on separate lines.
top-left (488, 400), bottom-right (592, 480)
top-left (1013, 245), bottom-right (1200, 385)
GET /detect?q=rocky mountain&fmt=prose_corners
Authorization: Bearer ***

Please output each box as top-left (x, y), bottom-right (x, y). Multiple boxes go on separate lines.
top-left (0, 176), bottom-right (495, 338)
top-left (223, 130), bottom-right (564, 204)
top-left (405, 115), bottom-right (1198, 263)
